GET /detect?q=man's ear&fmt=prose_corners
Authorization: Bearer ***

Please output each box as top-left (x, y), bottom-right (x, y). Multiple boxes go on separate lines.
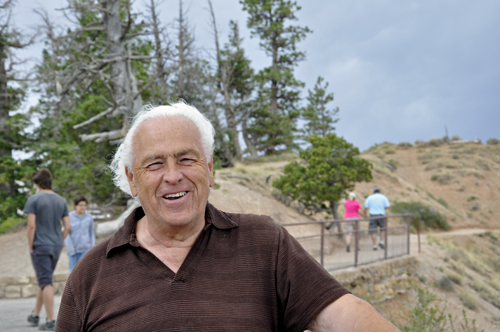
top-left (125, 167), bottom-right (138, 197)
top-left (208, 157), bottom-right (215, 187)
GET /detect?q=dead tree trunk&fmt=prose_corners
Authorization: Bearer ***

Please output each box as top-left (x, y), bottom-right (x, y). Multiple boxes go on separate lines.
top-left (149, 0), bottom-right (169, 102)
top-left (103, 0), bottom-right (142, 131)
top-left (207, 0), bottom-right (242, 161)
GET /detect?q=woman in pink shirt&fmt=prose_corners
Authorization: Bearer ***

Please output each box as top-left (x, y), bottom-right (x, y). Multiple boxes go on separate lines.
top-left (344, 192), bottom-right (365, 252)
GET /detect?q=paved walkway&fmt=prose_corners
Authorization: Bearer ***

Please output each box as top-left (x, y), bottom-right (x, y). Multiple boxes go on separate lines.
top-left (0, 295), bottom-right (61, 331)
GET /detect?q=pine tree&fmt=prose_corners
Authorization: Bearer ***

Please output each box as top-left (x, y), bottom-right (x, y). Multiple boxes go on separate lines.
top-left (273, 134), bottom-right (373, 220)
top-left (240, 0), bottom-right (311, 154)
top-left (301, 76), bottom-right (339, 138)
top-left (0, 0), bottom-right (36, 226)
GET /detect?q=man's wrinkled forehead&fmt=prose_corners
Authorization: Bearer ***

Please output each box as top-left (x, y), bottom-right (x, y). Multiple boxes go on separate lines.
top-left (131, 115), bottom-right (203, 154)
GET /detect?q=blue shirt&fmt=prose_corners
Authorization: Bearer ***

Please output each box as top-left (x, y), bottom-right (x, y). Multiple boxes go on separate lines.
top-left (364, 193), bottom-right (390, 215)
top-left (64, 211), bottom-right (96, 256)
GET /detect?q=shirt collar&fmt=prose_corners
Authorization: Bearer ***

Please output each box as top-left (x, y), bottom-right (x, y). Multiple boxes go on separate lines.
top-left (106, 202), bottom-right (238, 257)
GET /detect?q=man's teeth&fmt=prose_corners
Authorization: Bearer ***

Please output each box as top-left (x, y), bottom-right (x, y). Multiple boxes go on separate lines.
top-left (163, 191), bottom-right (187, 199)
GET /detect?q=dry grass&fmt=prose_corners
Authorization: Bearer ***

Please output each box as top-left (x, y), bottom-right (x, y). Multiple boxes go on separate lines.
top-left (459, 291), bottom-right (477, 310)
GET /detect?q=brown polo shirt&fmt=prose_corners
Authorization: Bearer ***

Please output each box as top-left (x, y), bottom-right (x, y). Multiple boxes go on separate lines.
top-left (56, 203), bottom-right (349, 332)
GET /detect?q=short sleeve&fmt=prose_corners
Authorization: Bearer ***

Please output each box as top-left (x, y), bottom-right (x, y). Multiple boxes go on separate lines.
top-left (24, 196), bottom-right (36, 215)
top-left (275, 226), bottom-right (350, 332)
top-left (62, 201), bottom-right (69, 218)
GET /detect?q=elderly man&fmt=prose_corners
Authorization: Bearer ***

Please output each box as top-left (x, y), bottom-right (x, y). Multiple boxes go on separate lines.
top-left (56, 103), bottom-right (398, 331)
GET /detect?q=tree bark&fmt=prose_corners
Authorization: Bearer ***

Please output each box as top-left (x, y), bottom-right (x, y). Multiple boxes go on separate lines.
top-left (149, 0), bottom-right (169, 102)
top-left (177, 0), bottom-right (185, 99)
top-left (241, 117), bottom-right (258, 159)
top-left (101, 0), bottom-right (142, 131)
top-left (330, 200), bottom-right (343, 235)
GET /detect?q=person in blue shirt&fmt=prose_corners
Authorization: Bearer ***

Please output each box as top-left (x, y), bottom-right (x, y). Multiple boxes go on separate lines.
top-left (364, 187), bottom-right (390, 251)
top-left (64, 195), bottom-right (96, 272)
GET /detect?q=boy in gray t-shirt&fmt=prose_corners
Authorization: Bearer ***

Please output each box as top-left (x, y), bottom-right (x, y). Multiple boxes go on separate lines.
top-left (24, 168), bottom-right (70, 330)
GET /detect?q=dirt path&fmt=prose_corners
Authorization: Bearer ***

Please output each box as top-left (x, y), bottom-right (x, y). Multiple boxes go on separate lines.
top-left (0, 226), bottom-right (69, 279)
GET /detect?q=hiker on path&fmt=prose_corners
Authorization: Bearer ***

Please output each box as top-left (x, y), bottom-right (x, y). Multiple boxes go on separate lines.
top-left (64, 195), bottom-right (95, 272)
top-left (343, 192), bottom-right (365, 252)
top-left (55, 102), bottom-right (399, 332)
top-left (364, 187), bottom-right (390, 251)
top-left (24, 168), bottom-right (70, 331)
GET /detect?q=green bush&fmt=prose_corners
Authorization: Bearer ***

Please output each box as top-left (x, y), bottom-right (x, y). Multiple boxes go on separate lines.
top-left (459, 291), bottom-right (477, 310)
top-left (486, 138), bottom-right (500, 145)
top-left (435, 276), bottom-right (454, 291)
top-left (437, 198), bottom-right (448, 208)
top-left (0, 217), bottom-right (25, 234)
top-left (399, 283), bottom-right (484, 331)
top-left (391, 201), bottom-right (450, 230)
top-left (447, 272), bottom-right (462, 285)
top-left (431, 174), bottom-right (452, 184)
top-left (428, 138), bottom-right (445, 147)
top-left (398, 142), bottom-right (413, 148)
top-left (400, 284), bottom-right (447, 332)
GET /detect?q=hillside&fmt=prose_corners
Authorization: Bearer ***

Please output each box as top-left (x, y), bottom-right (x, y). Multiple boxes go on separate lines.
top-left (358, 140), bottom-right (500, 229)
top-left (207, 140), bottom-right (500, 330)
top-left (212, 140), bottom-right (500, 229)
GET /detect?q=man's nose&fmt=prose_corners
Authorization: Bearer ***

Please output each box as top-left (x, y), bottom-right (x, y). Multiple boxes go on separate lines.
top-left (162, 161), bottom-right (183, 183)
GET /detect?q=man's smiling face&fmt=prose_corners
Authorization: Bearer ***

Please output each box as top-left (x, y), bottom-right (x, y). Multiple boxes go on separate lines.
top-left (126, 116), bottom-right (214, 231)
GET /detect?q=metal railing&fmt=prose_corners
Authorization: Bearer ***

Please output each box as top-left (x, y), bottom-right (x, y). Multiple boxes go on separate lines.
top-left (281, 214), bottom-right (419, 271)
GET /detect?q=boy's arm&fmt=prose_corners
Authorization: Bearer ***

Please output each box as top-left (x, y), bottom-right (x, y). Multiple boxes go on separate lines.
top-left (27, 214), bottom-right (36, 253)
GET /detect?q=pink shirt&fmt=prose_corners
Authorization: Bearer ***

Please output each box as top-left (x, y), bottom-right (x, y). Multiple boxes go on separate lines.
top-left (344, 199), bottom-right (361, 219)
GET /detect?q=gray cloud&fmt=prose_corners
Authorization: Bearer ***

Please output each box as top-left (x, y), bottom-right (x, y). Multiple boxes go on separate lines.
top-left (17, 0), bottom-right (500, 151)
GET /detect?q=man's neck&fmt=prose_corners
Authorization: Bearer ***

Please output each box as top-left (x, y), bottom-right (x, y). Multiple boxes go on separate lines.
top-left (136, 215), bottom-right (205, 247)
top-left (135, 217), bottom-right (205, 273)
top-left (38, 187), bottom-right (54, 193)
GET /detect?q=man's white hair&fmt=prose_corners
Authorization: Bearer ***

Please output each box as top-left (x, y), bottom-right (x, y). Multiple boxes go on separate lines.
top-left (110, 102), bottom-right (215, 196)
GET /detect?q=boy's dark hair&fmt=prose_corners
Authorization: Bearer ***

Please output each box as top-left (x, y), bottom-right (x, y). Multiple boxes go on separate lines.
top-left (33, 168), bottom-right (52, 190)
top-left (74, 195), bottom-right (88, 206)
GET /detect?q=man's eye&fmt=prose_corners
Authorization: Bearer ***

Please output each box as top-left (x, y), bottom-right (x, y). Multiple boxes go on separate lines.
top-left (180, 158), bottom-right (194, 164)
top-left (147, 162), bottom-right (163, 170)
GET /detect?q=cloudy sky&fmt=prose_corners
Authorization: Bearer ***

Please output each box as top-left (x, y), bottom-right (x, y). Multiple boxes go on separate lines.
top-left (16, 0), bottom-right (500, 151)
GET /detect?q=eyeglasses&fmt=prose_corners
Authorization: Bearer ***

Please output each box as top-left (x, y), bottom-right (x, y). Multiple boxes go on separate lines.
top-left (76, 204), bottom-right (87, 207)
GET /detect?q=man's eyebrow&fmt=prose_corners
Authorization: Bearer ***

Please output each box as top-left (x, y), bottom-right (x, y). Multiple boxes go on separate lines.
top-left (139, 154), bottom-right (165, 165)
top-left (174, 149), bottom-right (197, 158)
top-left (138, 150), bottom-right (198, 164)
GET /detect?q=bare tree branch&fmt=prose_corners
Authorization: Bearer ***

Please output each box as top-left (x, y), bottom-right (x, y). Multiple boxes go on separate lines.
top-left (73, 106), bottom-right (127, 129)
top-left (80, 129), bottom-right (123, 143)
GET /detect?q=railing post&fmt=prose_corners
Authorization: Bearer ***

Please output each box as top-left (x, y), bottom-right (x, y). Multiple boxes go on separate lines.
top-left (406, 215), bottom-right (410, 255)
top-left (354, 219), bottom-right (359, 267)
top-left (384, 217), bottom-right (388, 260)
top-left (320, 222), bottom-right (325, 267)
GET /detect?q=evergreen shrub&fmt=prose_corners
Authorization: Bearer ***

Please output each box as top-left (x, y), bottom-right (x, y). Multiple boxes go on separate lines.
top-left (391, 201), bottom-right (450, 230)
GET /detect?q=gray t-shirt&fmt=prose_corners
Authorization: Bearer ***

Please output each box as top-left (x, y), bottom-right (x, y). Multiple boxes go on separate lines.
top-left (24, 192), bottom-right (69, 247)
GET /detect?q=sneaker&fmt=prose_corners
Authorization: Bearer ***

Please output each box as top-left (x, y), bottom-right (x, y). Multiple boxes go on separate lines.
top-left (27, 312), bottom-right (39, 326)
top-left (346, 245), bottom-right (350, 252)
top-left (38, 319), bottom-right (56, 331)
top-left (373, 246), bottom-right (378, 251)
top-left (379, 242), bottom-right (385, 249)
